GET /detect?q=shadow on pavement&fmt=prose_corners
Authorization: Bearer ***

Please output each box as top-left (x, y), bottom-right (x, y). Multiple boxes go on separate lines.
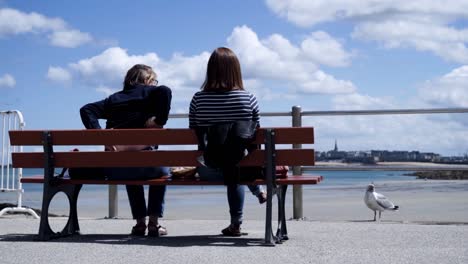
top-left (0, 233), bottom-right (272, 247)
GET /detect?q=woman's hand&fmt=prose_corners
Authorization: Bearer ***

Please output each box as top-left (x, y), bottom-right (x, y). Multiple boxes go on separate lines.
top-left (145, 116), bottom-right (163, 128)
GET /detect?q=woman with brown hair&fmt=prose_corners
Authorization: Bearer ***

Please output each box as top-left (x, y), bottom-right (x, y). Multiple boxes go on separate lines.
top-left (189, 47), bottom-right (265, 236)
top-left (80, 64), bottom-right (172, 237)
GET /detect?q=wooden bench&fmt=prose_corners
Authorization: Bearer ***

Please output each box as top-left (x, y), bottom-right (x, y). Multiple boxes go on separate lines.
top-left (10, 127), bottom-right (322, 244)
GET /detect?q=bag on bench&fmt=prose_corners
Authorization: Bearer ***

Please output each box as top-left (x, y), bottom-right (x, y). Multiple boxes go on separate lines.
top-left (275, 165), bottom-right (289, 178)
top-left (68, 167), bottom-right (106, 180)
top-left (58, 149), bottom-right (106, 180)
top-left (64, 147), bottom-right (162, 180)
top-left (170, 167), bottom-right (197, 179)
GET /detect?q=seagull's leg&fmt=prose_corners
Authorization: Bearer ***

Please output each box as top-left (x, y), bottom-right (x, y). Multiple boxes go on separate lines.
top-left (373, 211), bottom-right (376, 221)
top-left (378, 211), bottom-right (382, 221)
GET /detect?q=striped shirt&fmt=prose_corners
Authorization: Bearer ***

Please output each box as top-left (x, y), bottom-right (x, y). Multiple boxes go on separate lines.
top-left (189, 90), bottom-right (260, 128)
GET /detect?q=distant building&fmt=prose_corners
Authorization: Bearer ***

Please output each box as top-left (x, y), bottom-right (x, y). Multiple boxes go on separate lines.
top-left (315, 140), bottom-right (463, 164)
top-left (325, 139), bottom-right (347, 160)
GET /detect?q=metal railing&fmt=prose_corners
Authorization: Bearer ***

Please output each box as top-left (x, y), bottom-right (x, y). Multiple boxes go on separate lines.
top-left (0, 110), bottom-right (39, 218)
top-left (106, 106), bottom-right (468, 219)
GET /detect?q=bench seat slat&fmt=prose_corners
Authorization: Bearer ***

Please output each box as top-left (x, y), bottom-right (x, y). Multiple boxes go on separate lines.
top-left (20, 175), bottom-right (323, 185)
top-left (9, 127), bottom-right (314, 146)
top-left (12, 149), bottom-right (315, 168)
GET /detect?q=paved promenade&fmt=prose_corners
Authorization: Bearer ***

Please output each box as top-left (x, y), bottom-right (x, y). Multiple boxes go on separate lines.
top-left (0, 216), bottom-right (467, 264)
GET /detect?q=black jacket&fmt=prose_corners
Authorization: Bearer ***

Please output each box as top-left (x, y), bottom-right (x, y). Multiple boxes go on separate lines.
top-left (196, 120), bottom-right (260, 184)
top-left (75, 84), bottom-right (172, 180)
top-left (80, 84), bottom-right (172, 129)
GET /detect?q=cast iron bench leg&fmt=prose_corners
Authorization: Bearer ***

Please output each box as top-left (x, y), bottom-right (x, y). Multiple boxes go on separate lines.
top-left (63, 184), bottom-right (82, 236)
top-left (36, 182), bottom-right (82, 241)
top-left (264, 178), bottom-right (275, 245)
top-left (37, 181), bottom-right (57, 241)
top-left (276, 185), bottom-right (288, 241)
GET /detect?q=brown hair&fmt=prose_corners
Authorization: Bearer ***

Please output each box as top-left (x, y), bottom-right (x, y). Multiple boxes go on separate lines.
top-left (201, 47), bottom-right (244, 92)
top-left (123, 64), bottom-right (156, 90)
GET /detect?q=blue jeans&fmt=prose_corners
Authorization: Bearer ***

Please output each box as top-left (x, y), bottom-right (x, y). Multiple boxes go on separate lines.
top-left (197, 166), bottom-right (263, 226)
top-left (105, 166), bottom-right (169, 219)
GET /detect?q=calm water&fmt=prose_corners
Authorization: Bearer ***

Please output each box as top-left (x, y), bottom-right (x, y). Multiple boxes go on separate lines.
top-left (6, 168), bottom-right (417, 193)
top-left (0, 167), bottom-right (444, 218)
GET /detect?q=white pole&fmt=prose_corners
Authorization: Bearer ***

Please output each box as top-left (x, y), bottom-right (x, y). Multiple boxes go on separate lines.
top-left (6, 113), bottom-right (11, 189)
top-left (1, 114), bottom-right (6, 190)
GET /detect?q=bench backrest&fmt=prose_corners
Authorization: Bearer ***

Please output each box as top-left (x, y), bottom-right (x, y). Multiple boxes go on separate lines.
top-left (9, 127), bottom-right (314, 169)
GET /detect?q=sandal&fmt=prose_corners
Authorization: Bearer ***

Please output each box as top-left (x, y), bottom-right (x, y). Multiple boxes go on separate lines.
top-left (130, 222), bottom-right (146, 236)
top-left (221, 225), bottom-right (242, 237)
top-left (148, 222), bottom-right (168, 237)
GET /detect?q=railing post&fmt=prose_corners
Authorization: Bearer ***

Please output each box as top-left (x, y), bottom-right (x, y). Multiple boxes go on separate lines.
top-left (108, 185), bottom-right (118, 218)
top-left (292, 105), bottom-right (303, 219)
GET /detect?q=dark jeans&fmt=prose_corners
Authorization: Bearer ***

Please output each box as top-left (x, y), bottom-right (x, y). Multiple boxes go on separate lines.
top-left (105, 166), bottom-right (169, 219)
top-left (197, 166), bottom-right (262, 226)
top-left (126, 184), bottom-right (166, 219)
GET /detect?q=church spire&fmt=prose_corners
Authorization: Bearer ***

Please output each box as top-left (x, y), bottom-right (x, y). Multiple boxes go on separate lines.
top-left (334, 139), bottom-right (338, 151)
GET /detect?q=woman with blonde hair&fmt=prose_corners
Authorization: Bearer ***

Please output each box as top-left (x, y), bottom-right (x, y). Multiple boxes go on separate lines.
top-left (80, 64), bottom-right (172, 237)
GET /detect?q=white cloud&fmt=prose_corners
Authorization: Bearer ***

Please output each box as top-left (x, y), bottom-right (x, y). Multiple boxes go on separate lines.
top-left (47, 66), bottom-right (72, 82)
top-left (308, 113), bottom-right (468, 155)
top-left (48, 29), bottom-right (92, 48)
top-left (265, 0), bottom-right (468, 63)
top-left (69, 47), bottom-right (160, 84)
top-left (265, 0), bottom-right (468, 27)
top-left (296, 90), bottom-right (466, 154)
top-left (420, 65), bottom-right (468, 107)
top-left (50, 47), bottom-right (208, 103)
top-left (0, 7), bottom-right (92, 47)
top-left (292, 70), bottom-right (468, 155)
top-left (332, 93), bottom-right (395, 110)
top-left (52, 26), bottom-right (355, 97)
top-left (158, 52), bottom-right (210, 90)
top-left (301, 31), bottom-right (352, 67)
top-left (352, 18), bottom-right (468, 64)
top-left (0, 8), bottom-right (63, 34)
top-left (227, 25), bottom-right (355, 94)
top-left (96, 85), bottom-right (118, 96)
top-left (0, 73), bottom-right (15, 87)
top-left (262, 34), bottom-right (300, 59)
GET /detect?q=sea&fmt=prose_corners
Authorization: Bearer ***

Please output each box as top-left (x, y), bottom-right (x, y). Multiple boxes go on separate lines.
top-left (1, 167), bottom-right (419, 202)
top-left (5, 168), bottom-right (418, 192)
top-left (5, 167), bottom-right (468, 223)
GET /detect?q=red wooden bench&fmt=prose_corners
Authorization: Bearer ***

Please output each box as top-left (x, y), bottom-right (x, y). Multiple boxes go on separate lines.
top-left (10, 127), bottom-right (322, 244)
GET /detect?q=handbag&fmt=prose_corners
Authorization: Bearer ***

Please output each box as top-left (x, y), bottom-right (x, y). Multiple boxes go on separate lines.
top-left (61, 149), bottom-right (106, 180)
top-left (275, 165), bottom-right (289, 178)
top-left (170, 167), bottom-right (197, 179)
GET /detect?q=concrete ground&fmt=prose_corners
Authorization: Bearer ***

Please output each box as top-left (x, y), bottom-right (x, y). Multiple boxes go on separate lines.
top-left (0, 216), bottom-right (467, 264)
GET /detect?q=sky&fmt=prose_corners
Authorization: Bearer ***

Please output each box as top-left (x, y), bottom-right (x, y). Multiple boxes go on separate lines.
top-left (1, 0), bottom-right (468, 155)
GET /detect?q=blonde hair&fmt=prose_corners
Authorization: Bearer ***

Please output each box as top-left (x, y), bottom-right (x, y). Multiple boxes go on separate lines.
top-left (123, 64), bottom-right (156, 90)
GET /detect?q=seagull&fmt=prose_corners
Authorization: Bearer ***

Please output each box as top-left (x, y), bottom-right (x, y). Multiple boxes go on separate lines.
top-left (364, 184), bottom-right (399, 221)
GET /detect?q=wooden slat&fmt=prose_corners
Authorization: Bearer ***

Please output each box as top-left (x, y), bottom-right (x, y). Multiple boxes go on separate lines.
top-left (9, 127), bottom-right (313, 146)
top-left (21, 175), bottom-right (323, 185)
top-left (12, 149), bottom-right (315, 168)
top-left (256, 127), bottom-right (314, 144)
top-left (277, 175), bottom-right (323, 185)
top-left (9, 129), bottom-right (198, 146)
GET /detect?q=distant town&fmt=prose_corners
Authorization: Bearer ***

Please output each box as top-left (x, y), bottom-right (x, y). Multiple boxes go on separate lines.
top-left (316, 140), bottom-right (468, 165)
